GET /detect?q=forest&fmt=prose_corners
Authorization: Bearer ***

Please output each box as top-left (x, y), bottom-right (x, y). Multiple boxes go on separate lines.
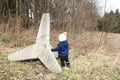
top-left (0, 0), bottom-right (100, 46)
top-left (0, 0), bottom-right (120, 45)
top-left (0, 0), bottom-right (120, 80)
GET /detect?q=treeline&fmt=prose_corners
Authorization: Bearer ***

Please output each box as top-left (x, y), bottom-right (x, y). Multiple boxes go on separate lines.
top-left (98, 9), bottom-right (120, 33)
top-left (0, 0), bottom-right (99, 33)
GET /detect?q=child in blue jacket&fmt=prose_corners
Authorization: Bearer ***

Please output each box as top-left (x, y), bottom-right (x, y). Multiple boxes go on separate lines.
top-left (51, 32), bottom-right (70, 67)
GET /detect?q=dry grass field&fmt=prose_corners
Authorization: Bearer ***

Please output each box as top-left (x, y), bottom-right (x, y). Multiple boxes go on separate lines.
top-left (0, 30), bottom-right (120, 80)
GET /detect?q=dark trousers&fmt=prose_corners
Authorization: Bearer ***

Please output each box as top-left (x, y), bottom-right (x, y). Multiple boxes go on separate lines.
top-left (59, 56), bottom-right (70, 67)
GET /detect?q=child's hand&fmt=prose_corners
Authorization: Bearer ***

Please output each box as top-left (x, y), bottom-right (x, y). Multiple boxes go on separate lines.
top-left (51, 49), bottom-right (54, 52)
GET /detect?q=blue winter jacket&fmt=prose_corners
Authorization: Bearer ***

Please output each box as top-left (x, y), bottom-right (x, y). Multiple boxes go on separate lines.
top-left (51, 40), bottom-right (69, 57)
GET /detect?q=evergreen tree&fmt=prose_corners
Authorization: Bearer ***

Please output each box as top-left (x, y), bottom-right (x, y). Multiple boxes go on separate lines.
top-left (97, 9), bottom-right (120, 33)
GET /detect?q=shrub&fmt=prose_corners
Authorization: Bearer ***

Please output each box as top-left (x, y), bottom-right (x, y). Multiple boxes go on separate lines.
top-left (0, 37), bottom-right (11, 43)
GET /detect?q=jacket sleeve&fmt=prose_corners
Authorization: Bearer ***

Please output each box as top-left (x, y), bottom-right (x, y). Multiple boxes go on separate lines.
top-left (51, 44), bottom-right (60, 52)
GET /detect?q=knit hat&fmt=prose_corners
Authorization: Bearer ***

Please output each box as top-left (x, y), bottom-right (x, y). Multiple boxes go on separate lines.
top-left (58, 32), bottom-right (67, 42)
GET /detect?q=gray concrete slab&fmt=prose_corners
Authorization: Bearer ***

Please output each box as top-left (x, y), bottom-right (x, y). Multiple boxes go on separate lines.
top-left (8, 13), bottom-right (61, 73)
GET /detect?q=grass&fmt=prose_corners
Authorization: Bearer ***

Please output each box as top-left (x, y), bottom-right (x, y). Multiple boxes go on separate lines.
top-left (0, 30), bottom-right (120, 80)
top-left (0, 50), bottom-right (120, 80)
top-left (0, 37), bottom-right (11, 43)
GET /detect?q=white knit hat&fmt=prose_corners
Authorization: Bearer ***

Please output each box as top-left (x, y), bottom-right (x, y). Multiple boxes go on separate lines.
top-left (58, 32), bottom-right (67, 42)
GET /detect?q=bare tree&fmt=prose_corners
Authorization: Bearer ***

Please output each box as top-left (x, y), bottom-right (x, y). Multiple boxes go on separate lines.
top-left (0, 0), bottom-right (99, 46)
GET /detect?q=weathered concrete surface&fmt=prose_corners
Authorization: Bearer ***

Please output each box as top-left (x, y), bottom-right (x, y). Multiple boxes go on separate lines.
top-left (8, 44), bottom-right (37, 61)
top-left (8, 13), bottom-right (61, 73)
top-left (38, 46), bottom-right (61, 73)
top-left (36, 12), bottom-right (50, 45)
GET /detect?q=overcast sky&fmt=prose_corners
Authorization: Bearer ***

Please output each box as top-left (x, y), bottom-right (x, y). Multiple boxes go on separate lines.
top-left (98, 0), bottom-right (120, 16)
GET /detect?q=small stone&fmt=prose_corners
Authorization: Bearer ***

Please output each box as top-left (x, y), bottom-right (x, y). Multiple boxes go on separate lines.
top-left (36, 60), bottom-right (42, 64)
top-left (35, 69), bottom-right (43, 75)
top-left (96, 76), bottom-right (100, 80)
top-left (0, 70), bottom-right (5, 73)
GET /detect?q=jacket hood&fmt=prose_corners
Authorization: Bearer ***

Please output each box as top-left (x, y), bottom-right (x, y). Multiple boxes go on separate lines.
top-left (58, 32), bottom-right (67, 42)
